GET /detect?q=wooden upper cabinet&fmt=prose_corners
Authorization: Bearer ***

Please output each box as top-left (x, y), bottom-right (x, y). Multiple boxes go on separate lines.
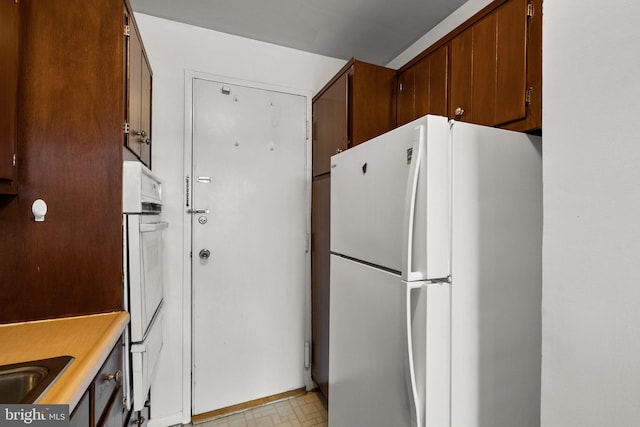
top-left (312, 72), bottom-right (348, 177)
top-left (0, 0), bottom-right (20, 195)
top-left (449, 0), bottom-right (533, 128)
top-left (125, 6), bottom-right (153, 168)
top-left (312, 59), bottom-right (396, 177)
top-left (397, 44), bottom-right (448, 126)
top-left (350, 60), bottom-right (397, 147)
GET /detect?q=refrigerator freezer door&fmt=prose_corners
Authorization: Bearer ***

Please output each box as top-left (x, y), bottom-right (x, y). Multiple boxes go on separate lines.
top-left (329, 255), bottom-right (409, 427)
top-left (331, 115), bottom-right (450, 279)
top-left (401, 117), bottom-right (450, 281)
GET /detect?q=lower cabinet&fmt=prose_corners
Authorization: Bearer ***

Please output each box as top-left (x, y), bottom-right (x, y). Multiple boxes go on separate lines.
top-left (311, 174), bottom-right (331, 403)
top-left (69, 338), bottom-right (126, 427)
top-left (69, 389), bottom-right (90, 427)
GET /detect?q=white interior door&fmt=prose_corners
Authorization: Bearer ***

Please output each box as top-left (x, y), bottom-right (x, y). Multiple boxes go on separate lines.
top-left (191, 78), bottom-right (307, 415)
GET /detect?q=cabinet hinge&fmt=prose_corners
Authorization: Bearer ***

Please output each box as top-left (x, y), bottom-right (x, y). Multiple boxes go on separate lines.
top-left (123, 122), bottom-right (130, 134)
top-left (525, 87), bottom-right (533, 105)
top-left (124, 25), bottom-right (131, 37)
top-left (527, 2), bottom-right (534, 18)
top-left (306, 120), bottom-right (310, 140)
top-left (399, 82), bottom-right (404, 92)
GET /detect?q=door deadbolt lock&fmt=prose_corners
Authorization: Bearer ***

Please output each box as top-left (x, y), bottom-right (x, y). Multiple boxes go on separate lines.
top-left (199, 249), bottom-right (211, 260)
top-left (198, 216), bottom-right (208, 224)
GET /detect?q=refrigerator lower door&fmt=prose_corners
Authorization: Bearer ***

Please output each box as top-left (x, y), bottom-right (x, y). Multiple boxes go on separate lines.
top-left (329, 255), bottom-right (409, 427)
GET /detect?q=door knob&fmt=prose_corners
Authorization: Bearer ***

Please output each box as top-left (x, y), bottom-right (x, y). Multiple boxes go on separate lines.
top-left (199, 249), bottom-right (211, 260)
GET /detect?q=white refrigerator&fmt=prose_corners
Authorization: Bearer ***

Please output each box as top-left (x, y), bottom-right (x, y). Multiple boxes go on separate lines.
top-left (329, 115), bottom-right (542, 427)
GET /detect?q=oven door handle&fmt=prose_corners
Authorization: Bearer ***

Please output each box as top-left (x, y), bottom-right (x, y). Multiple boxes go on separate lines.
top-left (139, 221), bottom-right (169, 232)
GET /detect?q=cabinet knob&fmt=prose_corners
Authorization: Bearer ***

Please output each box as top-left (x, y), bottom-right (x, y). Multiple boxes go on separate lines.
top-left (454, 107), bottom-right (465, 118)
top-left (143, 138), bottom-right (151, 145)
top-left (104, 370), bottom-right (122, 382)
top-left (135, 130), bottom-right (147, 138)
top-left (335, 148), bottom-right (343, 154)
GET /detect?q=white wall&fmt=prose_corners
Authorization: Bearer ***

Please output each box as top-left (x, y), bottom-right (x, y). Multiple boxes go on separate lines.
top-left (542, 1), bottom-right (640, 426)
top-left (134, 14), bottom-right (345, 426)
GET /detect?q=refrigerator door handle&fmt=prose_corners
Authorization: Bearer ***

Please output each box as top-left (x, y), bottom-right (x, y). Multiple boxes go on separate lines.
top-left (402, 125), bottom-right (426, 282)
top-left (403, 281), bottom-right (424, 427)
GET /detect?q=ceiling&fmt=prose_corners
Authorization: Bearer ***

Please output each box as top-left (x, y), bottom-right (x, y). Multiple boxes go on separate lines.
top-left (129, 0), bottom-right (468, 65)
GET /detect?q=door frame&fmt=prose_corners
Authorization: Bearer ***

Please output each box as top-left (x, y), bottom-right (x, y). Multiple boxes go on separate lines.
top-left (182, 70), bottom-right (313, 420)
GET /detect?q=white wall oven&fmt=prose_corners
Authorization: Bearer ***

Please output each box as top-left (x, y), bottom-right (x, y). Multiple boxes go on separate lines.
top-left (123, 161), bottom-right (167, 414)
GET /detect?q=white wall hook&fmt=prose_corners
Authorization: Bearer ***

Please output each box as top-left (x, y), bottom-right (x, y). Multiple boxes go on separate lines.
top-left (32, 199), bottom-right (47, 222)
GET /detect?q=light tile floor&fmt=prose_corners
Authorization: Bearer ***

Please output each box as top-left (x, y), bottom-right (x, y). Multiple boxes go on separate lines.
top-left (193, 392), bottom-right (328, 427)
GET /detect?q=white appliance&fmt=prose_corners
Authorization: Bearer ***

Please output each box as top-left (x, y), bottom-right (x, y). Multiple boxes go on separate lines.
top-left (123, 161), bottom-right (167, 412)
top-left (329, 115), bottom-right (542, 427)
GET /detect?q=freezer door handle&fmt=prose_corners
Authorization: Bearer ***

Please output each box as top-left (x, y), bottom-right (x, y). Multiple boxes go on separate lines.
top-left (402, 125), bottom-right (426, 282)
top-left (403, 281), bottom-right (424, 427)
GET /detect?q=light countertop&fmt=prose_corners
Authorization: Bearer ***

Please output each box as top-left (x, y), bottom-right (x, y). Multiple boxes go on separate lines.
top-left (0, 311), bottom-right (129, 411)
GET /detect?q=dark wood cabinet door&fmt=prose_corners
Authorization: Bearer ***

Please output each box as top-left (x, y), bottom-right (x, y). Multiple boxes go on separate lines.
top-left (449, 0), bottom-right (530, 127)
top-left (398, 45), bottom-right (448, 126)
top-left (415, 44), bottom-right (448, 119)
top-left (312, 72), bottom-right (348, 177)
top-left (69, 389), bottom-right (90, 427)
top-left (126, 12), bottom-right (143, 158)
top-left (495, 0), bottom-right (533, 124)
top-left (94, 339), bottom-right (123, 427)
top-left (311, 174), bottom-right (331, 402)
top-left (449, 27), bottom-right (474, 123)
top-left (495, 0), bottom-right (528, 125)
top-left (139, 56), bottom-right (152, 167)
top-left (471, 12), bottom-right (498, 127)
top-left (125, 9), bottom-right (152, 168)
top-left (0, 0), bottom-right (19, 194)
top-left (396, 66), bottom-right (416, 126)
top-left (351, 61), bottom-right (397, 146)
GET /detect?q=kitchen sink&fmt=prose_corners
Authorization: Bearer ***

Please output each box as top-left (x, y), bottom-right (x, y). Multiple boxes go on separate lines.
top-left (0, 356), bottom-right (74, 404)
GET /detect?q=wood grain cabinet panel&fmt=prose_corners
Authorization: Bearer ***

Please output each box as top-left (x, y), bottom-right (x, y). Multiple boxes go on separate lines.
top-left (69, 389), bottom-right (90, 427)
top-left (0, 0), bottom-right (152, 323)
top-left (311, 174), bottom-right (330, 403)
top-left (0, 0), bottom-right (19, 194)
top-left (312, 73), bottom-right (348, 177)
top-left (68, 338), bottom-right (125, 427)
top-left (312, 59), bottom-right (396, 177)
top-left (94, 338), bottom-right (123, 427)
top-left (350, 60), bottom-right (397, 146)
top-left (397, 44), bottom-right (448, 126)
top-left (125, 7), bottom-right (153, 168)
top-left (449, 0), bottom-right (533, 128)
